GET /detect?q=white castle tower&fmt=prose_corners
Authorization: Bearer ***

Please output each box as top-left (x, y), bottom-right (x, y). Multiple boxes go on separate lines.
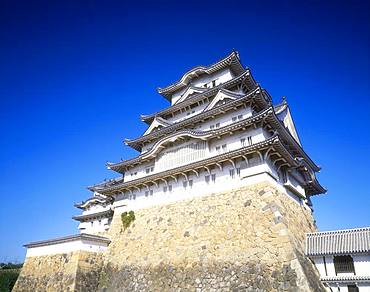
top-left (76, 51), bottom-right (325, 234)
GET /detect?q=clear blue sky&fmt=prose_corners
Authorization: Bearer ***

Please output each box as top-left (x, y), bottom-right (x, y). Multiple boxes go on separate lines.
top-left (0, 0), bottom-right (369, 261)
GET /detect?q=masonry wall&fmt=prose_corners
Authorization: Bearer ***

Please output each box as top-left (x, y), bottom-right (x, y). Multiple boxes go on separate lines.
top-left (13, 251), bottom-right (103, 292)
top-left (99, 181), bottom-right (325, 292)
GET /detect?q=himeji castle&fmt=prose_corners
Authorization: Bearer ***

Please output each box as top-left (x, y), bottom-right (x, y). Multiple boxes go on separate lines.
top-left (14, 52), bottom-right (369, 292)
top-left (80, 51), bottom-right (324, 234)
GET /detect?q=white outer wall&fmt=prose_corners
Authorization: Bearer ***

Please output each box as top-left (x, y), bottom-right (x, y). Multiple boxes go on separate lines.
top-left (76, 204), bottom-right (112, 234)
top-left (78, 217), bottom-right (111, 234)
top-left (311, 254), bottom-right (370, 292)
top-left (113, 167), bottom-right (307, 213)
top-left (126, 115), bottom-right (269, 182)
top-left (312, 254), bottom-right (370, 277)
top-left (26, 238), bottom-right (109, 257)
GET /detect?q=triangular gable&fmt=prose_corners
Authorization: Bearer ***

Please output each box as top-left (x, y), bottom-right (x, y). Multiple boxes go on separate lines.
top-left (203, 89), bottom-right (244, 112)
top-left (174, 86), bottom-right (207, 105)
top-left (275, 101), bottom-right (302, 145)
top-left (143, 117), bottom-right (172, 135)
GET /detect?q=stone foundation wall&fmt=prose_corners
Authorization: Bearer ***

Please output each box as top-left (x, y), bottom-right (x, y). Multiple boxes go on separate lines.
top-left (13, 251), bottom-right (103, 292)
top-left (14, 181), bottom-right (325, 291)
top-left (100, 181), bottom-right (325, 291)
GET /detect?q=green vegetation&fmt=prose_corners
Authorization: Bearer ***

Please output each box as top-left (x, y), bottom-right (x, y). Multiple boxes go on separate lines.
top-left (121, 211), bottom-right (135, 230)
top-left (0, 263), bottom-right (23, 292)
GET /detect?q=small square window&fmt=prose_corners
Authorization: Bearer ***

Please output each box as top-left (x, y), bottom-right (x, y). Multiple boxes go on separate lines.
top-left (238, 114), bottom-right (243, 120)
top-left (334, 255), bottom-right (355, 275)
top-left (210, 125), bottom-right (215, 129)
top-left (232, 117), bottom-right (237, 122)
top-left (215, 123), bottom-right (220, 128)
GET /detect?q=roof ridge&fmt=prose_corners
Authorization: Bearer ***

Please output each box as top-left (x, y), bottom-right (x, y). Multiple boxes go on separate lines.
top-left (306, 226), bottom-right (370, 236)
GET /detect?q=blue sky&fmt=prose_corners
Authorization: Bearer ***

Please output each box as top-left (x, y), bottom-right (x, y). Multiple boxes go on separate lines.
top-left (0, 0), bottom-right (369, 261)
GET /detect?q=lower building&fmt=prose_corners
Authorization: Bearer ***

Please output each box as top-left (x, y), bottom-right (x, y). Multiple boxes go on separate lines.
top-left (306, 227), bottom-right (370, 292)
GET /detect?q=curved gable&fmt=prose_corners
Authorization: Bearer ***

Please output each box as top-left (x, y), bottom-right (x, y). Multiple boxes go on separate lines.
top-left (174, 86), bottom-right (207, 105)
top-left (203, 89), bottom-right (244, 112)
top-left (143, 117), bottom-right (172, 136)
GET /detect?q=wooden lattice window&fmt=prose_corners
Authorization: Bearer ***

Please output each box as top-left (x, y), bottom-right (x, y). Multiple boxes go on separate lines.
top-left (333, 255), bottom-right (355, 275)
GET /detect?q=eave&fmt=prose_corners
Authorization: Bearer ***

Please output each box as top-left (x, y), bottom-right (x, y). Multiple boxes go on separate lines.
top-left (72, 209), bottom-right (114, 222)
top-left (142, 70), bottom-right (256, 124)
top-left (110, 106), bottom-right (274, 173)
top-left (265, 112), bottom-right (321, 172)
top-left (24, 234), bottom-right (111, 248)
top-left (157, 51), bottom-right (245, 100)
top-left (74, 195), bottom-right (113, 210)
top-left (93, 135), bottom-right (320, 196)
top-left (126, 86), bottom-right (269, 151)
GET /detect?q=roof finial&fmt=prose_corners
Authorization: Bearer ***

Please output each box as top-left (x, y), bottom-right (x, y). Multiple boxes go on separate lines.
top-left (282, 96), bottom-right (287, 104)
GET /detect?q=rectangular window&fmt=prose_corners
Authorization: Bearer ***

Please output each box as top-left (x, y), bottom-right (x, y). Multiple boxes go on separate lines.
top-left (210, 125), bottom-right (215, 130)
top-left (232, 116), bottom-right (237, 122)
top-left (247, 136), bottom-right (252, 146)
top-left (163, 186), bottom-right (167, 193)
top-left (238, 114), bottom-right (243, 120)
top-left (150, 190), bottom-right (153, 196)
top-left (205, 175), bottom-right (210, 184)
top-left (189, 180), bottom-right (193, 188)
top-left (215, 123), bottom-right (220, 128)
top-left (216, 146), bottom-right (221, 153)
top-left (222, 144), bottom-right (227, 152)
top-left (146, 168), bottom-right (150, 174)
top-left (334, 255), bottom-right (355, 275)
top-left (212, 80), bottom-right (216, 87)
top-left (229, 169), bottom-right (235, 178)
top-left (183, 181), bottom-right (188, 188)
top-left (145, 191), bottom-right (149, 197)
top-left (236, 168), bottom-right (241, 176)
top-left (211, 174), bottom-right (216, 182)
top-left (348, 285), bottom-right (359, 292)
top-left (168, 185), bottom-right (172, 192)
top-left (240, 138), bottom-right (246, 146)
